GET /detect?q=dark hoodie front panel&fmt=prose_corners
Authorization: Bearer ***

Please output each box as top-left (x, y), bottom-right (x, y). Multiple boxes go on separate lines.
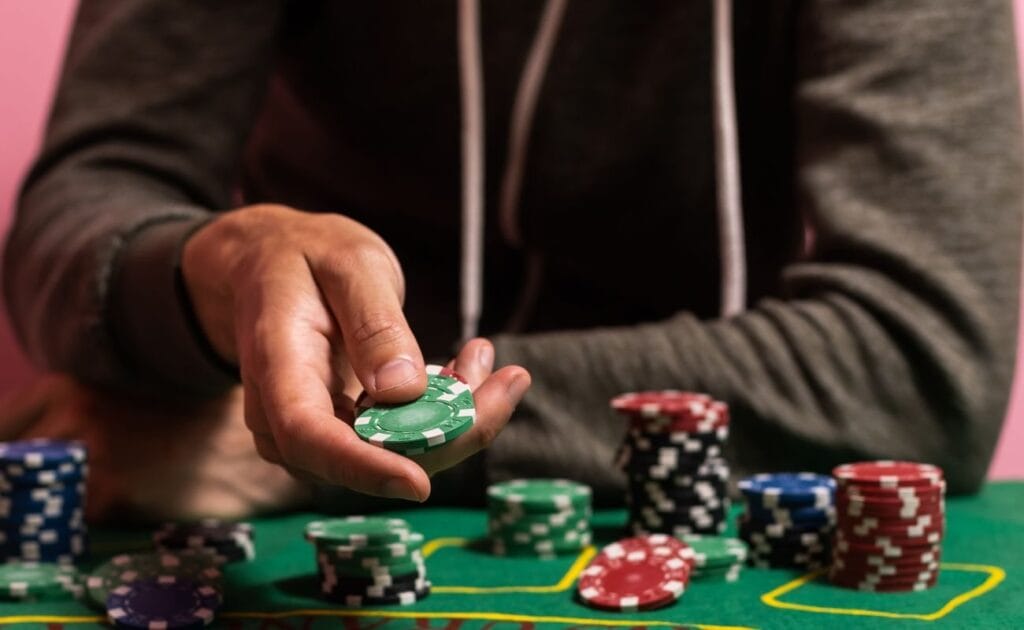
top-left (243, 1), bottom-right (801, 356)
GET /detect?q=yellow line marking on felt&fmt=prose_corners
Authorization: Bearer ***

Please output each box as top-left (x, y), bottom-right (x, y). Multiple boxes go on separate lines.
top-left (422, 536), bottom-right (467, 557)
top-left (221, 608), bottom-right (755, 630)
top-left (0, 609), bottom-right (752, 630)
top-left (427, 538), bottom-right (597, 594)
top-left (761, 562), bottom-right (1005, 621)
top-left (0, 614), bottom-right (103, 624)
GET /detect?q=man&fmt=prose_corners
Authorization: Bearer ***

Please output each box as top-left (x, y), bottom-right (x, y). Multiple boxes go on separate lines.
top-left (4, 1), bottom-right (1021, 517)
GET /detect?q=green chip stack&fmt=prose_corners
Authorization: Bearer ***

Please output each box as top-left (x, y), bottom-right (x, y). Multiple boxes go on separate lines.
top-left (304, 516), bottom-right (431, 607)
top-left (680, 534), bottom-right (748, 583)
top-left (0, 562), bottom-right (83, 602)
top-left (487, 479), bottom-right (593, 559)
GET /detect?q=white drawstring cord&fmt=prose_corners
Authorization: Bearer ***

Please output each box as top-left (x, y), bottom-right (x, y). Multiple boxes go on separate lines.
top-left (458, 0), bottom-right (567, 341)
top-left (712, 0), bottom-right (747, 317)
top-left (498, 0), bottom-right (569, 247)
top-left (457, 0), bottom-right (486, 343)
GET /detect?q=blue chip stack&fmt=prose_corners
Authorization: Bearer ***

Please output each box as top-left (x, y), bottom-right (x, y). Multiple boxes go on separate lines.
top-left (736, 472), bottom-right (836, 570)
top-left (0, 440), bottom-right (88, 565)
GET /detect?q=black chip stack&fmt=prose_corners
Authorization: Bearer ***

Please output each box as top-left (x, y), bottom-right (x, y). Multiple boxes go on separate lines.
top-left (610, 391), bottom-right (731, 537)
top-left (153, 519), bottom-right (255, 564)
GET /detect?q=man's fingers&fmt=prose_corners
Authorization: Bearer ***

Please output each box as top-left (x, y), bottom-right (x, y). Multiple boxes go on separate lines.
top-left (309, 246), bottom-right (426, 404)
top-left (450, 338), bottom-right (494, 389)
top-left (414, 366), bottom-right (530, 474)
top-left (329, 349), bottom-right (362, 420)
top-left (252, 433), bottom-right (284, 465)
top-left (241, 375), bottom-right (271, 436)
top-left (459, 365), bottom-right (530, 453)
top-left (239, 269), bottom-right (431, 501)
top-left (257, 350), bottom-right (430, 501)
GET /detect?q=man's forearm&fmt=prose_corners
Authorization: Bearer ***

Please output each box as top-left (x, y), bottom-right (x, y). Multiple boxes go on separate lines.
top-left (3, 0), bottom-right (281, 394)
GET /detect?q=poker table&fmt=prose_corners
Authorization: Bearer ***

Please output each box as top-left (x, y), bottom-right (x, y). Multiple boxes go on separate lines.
top-left (1, 481), bottom-right (1020, 630)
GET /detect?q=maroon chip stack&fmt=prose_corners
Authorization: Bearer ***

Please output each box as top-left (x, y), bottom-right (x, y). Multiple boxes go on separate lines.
top-left (829, 461), bottom-right (946, 592)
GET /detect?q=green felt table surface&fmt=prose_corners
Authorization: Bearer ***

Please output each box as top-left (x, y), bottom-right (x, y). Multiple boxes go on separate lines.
top-left (1, 481), bottom-right (1021, 629)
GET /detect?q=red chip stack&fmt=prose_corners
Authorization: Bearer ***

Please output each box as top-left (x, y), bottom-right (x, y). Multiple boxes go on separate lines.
top-left (829, 461), bottom-right (946, 592)
top-left (576, 534), bottom-right (696, 612)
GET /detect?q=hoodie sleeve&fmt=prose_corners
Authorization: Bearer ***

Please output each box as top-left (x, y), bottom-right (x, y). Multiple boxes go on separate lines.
top-left (3, 0), bottom-right (282, 396)
top-left (489, 0), bottom-right (1023, 498)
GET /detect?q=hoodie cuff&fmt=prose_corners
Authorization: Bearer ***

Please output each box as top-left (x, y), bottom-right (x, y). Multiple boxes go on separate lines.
top-left (109, 215), bottom-right (240, 397)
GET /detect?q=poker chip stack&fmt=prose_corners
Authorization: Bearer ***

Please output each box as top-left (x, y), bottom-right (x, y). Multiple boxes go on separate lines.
top-left (487, 479), bottom-right (593, 559)
top-left (829, 461), bottom-right (946, 592)
top-left (610, 391), bottom-right (731, 537)
top-left (354, 365), bottom-right (476, 456)
top-left (154, 519), bottom-right (255, 564)
top-left (305, 516), bottom-right (431, 606)
top-left (89, 531), bottom-right (241, 626)
top-left (681, 534), bottom-right (748, 582)
top-left (0, 440), bottom-right (88, 565)
top-left (85, 551), bottom-right (225, 612)
top-left (577, 534), bottom-right (695, 612)
top-left (0, 562), bottom-right (83, 602)
top-left (106, 577), bottom-right (223, 628)
top-left (736, 473), bottom-right (836, 570)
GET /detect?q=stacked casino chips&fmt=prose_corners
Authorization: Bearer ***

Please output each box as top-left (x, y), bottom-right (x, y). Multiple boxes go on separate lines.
top-left (354, 365), bottom-right (476, 456)
top-left (610, 391), bottom-right (730, 537)
top-left (829, 461), bottom-right (946, 592)
top-left (106, 577), bottom-right (222, 629)
top-left (305, 516), bottom-right (431, 606)
top-left (736, 473), bottom-right (836, 570)
top-left (577, 535), bottom-right (695, 612)
top-left (92, 528), bottom-right (247, 627)
top-left (0, 440), bottom-right (88, 565)
top-left (488, 479), bottom-right (593, 559)
top-left (85, 551), bottom-right (225, 612)
top-left (0, 562), bottom-right (83, 602)
top-left (154, 519), bottom-right (255, 564)
top-left (681, 535), bottom-right (748, 582)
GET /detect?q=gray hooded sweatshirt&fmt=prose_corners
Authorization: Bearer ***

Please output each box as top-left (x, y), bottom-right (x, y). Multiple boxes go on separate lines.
top-left (4, 1), bottom-right (1022, 508)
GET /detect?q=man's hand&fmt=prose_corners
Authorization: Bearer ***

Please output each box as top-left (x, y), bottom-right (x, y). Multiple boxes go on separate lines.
top-left (181, 205), bottom-right (530, 501)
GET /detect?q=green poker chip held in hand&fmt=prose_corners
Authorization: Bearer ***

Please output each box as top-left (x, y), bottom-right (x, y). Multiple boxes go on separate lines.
top-left (353, 365), bottom-right (476, 455)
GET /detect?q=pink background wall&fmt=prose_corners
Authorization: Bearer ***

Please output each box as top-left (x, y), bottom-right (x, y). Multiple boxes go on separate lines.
top-left (0, 1), bottom-right (75, 393)
top-left (1, 2), bottom-right (1022, 478)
